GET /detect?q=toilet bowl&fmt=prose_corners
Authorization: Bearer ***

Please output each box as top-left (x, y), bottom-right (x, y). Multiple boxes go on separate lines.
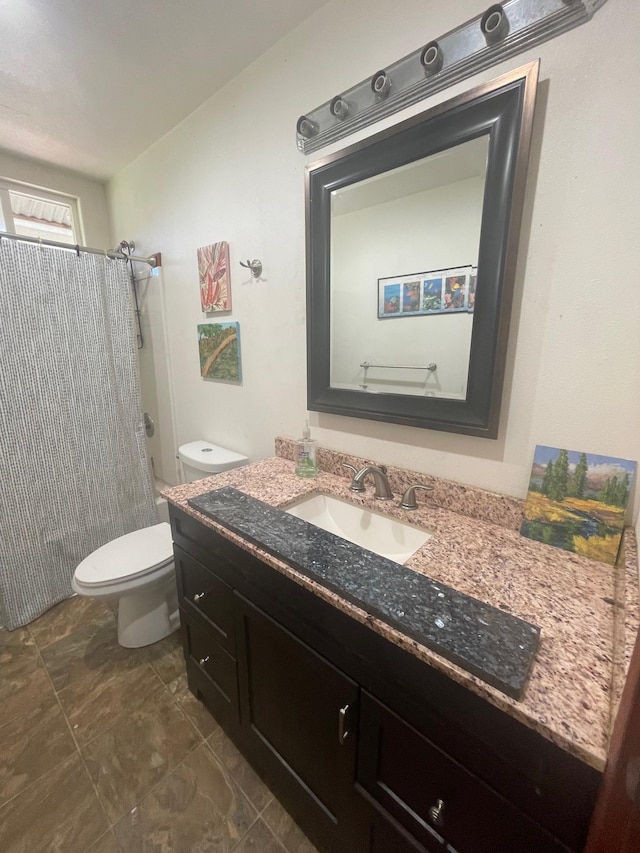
top-left (72, 440), bottom-right (248, 648)
top-left (72, 522), bottom-right (177, 648)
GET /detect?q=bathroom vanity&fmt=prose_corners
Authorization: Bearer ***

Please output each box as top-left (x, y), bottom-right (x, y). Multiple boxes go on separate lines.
top-left (164, 451), bottom-right (639, 853)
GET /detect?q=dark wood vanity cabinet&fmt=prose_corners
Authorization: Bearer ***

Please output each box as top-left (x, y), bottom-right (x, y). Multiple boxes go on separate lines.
top-left (358, 693), bottom-right (575, 853)
top-left (170, 506), bottom-right (601, 853)
top-left (235, 595), bottom-right (364, 849)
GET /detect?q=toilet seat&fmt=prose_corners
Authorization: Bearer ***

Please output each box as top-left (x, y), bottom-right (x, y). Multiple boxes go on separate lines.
top-left (74, 522), bottom-right (173, 589)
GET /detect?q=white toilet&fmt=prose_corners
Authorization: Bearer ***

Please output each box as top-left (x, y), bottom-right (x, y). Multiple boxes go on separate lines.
top-left (72, 440), bottom-right (248, 648)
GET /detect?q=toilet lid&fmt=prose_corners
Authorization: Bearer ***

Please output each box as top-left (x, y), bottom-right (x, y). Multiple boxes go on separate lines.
top-left (74, 522), bottom-right (174, 587)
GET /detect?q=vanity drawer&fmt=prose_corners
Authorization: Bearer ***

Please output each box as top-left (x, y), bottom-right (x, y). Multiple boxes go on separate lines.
top-left (182, 614), bottom-right (239, 722)
top-left (171, 507), bottom-right (240, 577)
top-left (366, 801), bottom-right (440, 853)
top-left (174, 545), bottom-right (235, 654)
top-left (358, 692), bottom-right (569, 853)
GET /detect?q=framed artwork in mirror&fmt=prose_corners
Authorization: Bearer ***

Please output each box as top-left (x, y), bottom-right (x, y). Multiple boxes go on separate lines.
top-left (378, 266), bottom-right (472, 319)
top-left (305, 61), bottom-right (539, 438)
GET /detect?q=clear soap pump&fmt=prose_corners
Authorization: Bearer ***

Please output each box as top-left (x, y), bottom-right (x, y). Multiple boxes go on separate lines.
top-left (295, 420), bottom-right (318, 478)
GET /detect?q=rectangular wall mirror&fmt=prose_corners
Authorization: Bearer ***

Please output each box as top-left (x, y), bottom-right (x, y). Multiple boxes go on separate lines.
top-left (306, 61), bottom-right (539, 438)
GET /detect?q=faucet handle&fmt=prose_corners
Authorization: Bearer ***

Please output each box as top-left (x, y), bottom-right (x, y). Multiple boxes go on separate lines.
top-left (400, 484), bottom-right (434, 510)
top-left (342, 463), bottom-right (365, 492)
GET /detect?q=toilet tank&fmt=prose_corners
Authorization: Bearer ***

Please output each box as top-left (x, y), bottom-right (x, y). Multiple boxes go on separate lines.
top-left (178, 440), bottom-right (248, 483)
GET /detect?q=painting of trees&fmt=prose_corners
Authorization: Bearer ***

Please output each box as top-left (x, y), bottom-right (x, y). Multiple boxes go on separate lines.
top-left (569, 453), bottom-right (588, 499)
top-left (521, 445), bottom-right (636, 565)
top-left (599, 472), bottom-right (631, 507)
top-left (547, 449), bottom-right (569, 502)
top-left (197, 322), bottom-right (242, 381)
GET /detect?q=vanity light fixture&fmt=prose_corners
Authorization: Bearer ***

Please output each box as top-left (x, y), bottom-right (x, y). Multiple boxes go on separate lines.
top-left (296, 0), bottom-right (608, 154)
top-left (481, 5), bottom-right (510, 45)
top-left (330, 96), bottom-right (350, 120)
top-left (371, 71), bottom-right (391, 100)
top-left (420, 41), bottom-right (443, 76)
top-left (296, 115), bottom-right (319, 139)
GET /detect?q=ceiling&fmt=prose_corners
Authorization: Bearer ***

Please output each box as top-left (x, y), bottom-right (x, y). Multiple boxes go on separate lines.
top-left (332, 136), bottom-right (490, 217)
top-left (0, 0), bottom-right (328, 181)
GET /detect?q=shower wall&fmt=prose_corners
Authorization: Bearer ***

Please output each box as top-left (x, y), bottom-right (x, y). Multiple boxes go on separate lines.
top-left (133, 264), bottom-right (179, 487)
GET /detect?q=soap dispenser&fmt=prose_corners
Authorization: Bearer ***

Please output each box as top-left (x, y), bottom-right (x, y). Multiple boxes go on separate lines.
top-left (295, 420), bottom-right (319, 478)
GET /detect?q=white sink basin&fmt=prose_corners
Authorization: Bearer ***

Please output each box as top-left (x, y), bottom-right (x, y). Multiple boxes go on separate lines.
top-left (285, 493), bottom-right (431, 564)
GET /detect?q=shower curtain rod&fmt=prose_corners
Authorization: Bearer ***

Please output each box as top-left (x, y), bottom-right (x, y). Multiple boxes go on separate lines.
top-left (0, 229), bottom-right (159, 267)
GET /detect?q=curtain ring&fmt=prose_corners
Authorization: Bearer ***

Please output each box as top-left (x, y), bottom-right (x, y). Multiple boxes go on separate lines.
top-left (75, 244), bottom-right (80, 257)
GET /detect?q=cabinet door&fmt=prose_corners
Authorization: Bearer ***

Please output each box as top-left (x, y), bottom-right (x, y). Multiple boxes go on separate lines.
top-left (585, 621), bottom-right (640, 853)
top-left (235, 593), bottom-right (362, 851)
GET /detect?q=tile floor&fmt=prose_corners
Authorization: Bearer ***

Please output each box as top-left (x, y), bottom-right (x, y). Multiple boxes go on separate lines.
top-left (0, 596), bottom-right (318, 853)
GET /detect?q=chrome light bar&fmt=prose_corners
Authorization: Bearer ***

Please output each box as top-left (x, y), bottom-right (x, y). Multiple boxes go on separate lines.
top-left (296, 0), bottom-right (607, 154)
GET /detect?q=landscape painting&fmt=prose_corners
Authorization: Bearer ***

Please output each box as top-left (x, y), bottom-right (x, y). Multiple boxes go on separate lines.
top-left (198, 322), bottom-right (242, 381)
top-left (521, 445), bottom-right (636, 565)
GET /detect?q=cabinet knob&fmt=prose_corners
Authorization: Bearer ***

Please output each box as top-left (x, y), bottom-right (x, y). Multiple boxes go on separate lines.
top-left (193, 592), bottom-right (205, 602)
top-left (338, 703), bottom-right (350, 745)
top-left (199, 655), bottom-right (210, 666)
top-left (428, 798), bottom-right (445, 827)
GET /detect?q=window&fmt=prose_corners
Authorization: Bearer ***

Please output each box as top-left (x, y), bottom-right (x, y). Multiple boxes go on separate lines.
top-left (0, 180), bottom-right (82, 245)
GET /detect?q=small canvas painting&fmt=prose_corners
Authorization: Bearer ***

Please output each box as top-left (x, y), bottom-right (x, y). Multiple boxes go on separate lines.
top-left (521, 445), bottom-right (636, 565)
top-left (198, 322), bottom-right (242, 381)
top-left (198, 241), bottom-right (231, 312)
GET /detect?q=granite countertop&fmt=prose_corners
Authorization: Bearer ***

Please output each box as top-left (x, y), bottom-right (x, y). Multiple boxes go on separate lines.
top-left (162, 454), bottom-right (639, 772)
top-left (188, 486), bottom-right (540, 700)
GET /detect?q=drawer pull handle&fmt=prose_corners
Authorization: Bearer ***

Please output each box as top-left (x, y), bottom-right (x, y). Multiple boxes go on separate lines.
top-left (193, 592), bottom-right (205, 602)
top-left (428, 798), bottom-right (445, 827)
top-left (338, 703), bottom-right (350, 745)
top-left (199, 655), bottom-right (210, 666)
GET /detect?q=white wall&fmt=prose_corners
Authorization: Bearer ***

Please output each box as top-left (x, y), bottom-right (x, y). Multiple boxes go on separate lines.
top-left (107, 0), bottom-right (640, 519)
top-left (331, 176), bottom-right (483, 398)
top-left (0, 149), bottom-right (110, 247)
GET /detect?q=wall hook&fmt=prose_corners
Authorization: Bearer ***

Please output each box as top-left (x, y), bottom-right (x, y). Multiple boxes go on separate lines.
top-left (239, 258), bottom-right (263, 278)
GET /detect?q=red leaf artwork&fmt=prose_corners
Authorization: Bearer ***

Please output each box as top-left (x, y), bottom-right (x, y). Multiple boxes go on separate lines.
top-left (198, 241), bottom-right (231, 312)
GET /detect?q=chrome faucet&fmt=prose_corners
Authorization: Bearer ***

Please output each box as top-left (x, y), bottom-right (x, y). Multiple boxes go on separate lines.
top-left (343, 463), bottom-right (393, 500)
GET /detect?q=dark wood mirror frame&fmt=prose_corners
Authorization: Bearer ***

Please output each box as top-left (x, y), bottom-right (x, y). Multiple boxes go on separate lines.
top-left (305, 61), bottom-right (539, 439)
